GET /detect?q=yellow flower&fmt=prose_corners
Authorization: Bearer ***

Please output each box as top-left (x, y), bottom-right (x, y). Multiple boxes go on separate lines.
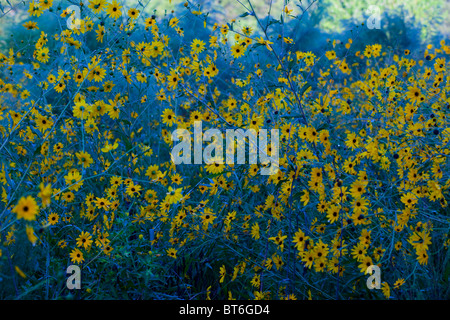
top-left (205, 158), bottom-right (225, 174)
top-left (64, 169), bottom-right (83, 191)
top-left (256, 36), bottom-right (273, 51)
top-left (35, 114), bottom-right (53, 133)
top-left (191, 39), bottom-right (206, 55)
top-left (292, 229), bottom-right (309, 252)
top-left (204, 63), bottom-right (219, 78)
top-left (393, 278), bottom-right (405, 289)
top-left (201, 209), bottom-right (216, 227)
top-left (165, 186), bottom-right (183, 204)
top-left (103, 244), bottom-right (113, 255)
top-left (28, 1), bottom-right (43, 17)
top-left (251, 222), bottom-right (260, 240)
top-left (351, 242), bottom-right (367, 262)
top-left (136, 72), bottom-right (147, 83)
top-left (209, 35), bottom-right (219, 48)
top-left (95, 25), bottom-right (105, 43)
top-left (54, 81), bottom-right (66, 93)
top-left (128, 8), bottom-right (139, 19)
top-left (146, 165), bottom-right (163, 180)
top-left (231, 43), bottom-right (245, 59)
top-left (401, 192), bottom-right (417, 208)
top-left (88, 0), bottom-right (107, 14)
top-left (416, 250), bottom-right (429, 265)
top-left (170, 173), bottom-right (183, 185)
top-left (408, 230), bottom-right (431, 252)
top-left (269, 231), bottom-right (288, 252)
top-left (48, 212), bottom-right (59, 225)
top-left (106, 100), bottom-right (120, 119)
top-left (39, 0), bottom-right (53, 10)
top-left (326, 204), bottom-right (340, 224)
top-left (381, 282), bottom-right (390, 299)
top-left (359, 256), bottom-right (373, 273)
top-left (300, 190), bottom-right (310, 206)
top-left (73, 69), bottom-right (86, 84)
top-left (94, 197), bottom-right (111, 210)
top-left (36, 47), bottom-right (50, 63)
top-left (126, 183), bottom-right (142, 197)
top-left (338, 59), bottom-right (350, 74)
top-left (73, 100), bottom-right (90, 119)
top-left (169, 17), bottom-right (179, 28)
top-left (167, 70), bottom-right (180, 90)
top-left (87, 65), bottom-right (106, 82)
top-left (106, 0), bottom-right (122, 19)
top-left (76, 231), bottom-right (93, 250)
top-left (13, 196), bottom-right (39, 221)
top-left (38, 183), bottom-right (52, 208)
top-left (434, 57), bottom-right (445, 72)
top-left (406, 86), bottom-right (422, 104)
top-left (101, 141), bottom-right (118, 152)
top-left (26, 225), bottom-right (38, 246)
top-left (70, 248), bottom-right (84, 264)
top-left (325, 50), bottom-right (336, 60)
top-left (167, 248), bottom-right (178, 259)
top-left (58, 240), bottom-right (67, 249)
top-left (23, 21), bottom-right (39, 30)
top-left (15, 266), bottom-right (27, 279)
top-left (62, 191), bottom-right (75, 203)
top-left (242, 26), bottom-right (253, 36)
top-left (161, 108), bottom-right (176, 126)
top-left (76, 151), bottom-right (94, 168)
top-left (219, 265), bottom-right (226, 283)
top-left (144, 41), bottom-right (164, 59)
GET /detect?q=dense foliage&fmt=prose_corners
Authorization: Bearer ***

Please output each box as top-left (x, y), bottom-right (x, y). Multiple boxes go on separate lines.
top-left (0, 0), bottom-right (449, 299)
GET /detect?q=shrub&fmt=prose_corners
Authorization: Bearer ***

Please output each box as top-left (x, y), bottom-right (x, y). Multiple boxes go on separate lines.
top-left (0, 0), bottom-right (449, 300)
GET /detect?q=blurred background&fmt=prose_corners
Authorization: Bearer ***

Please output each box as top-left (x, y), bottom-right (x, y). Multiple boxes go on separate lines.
top-left (1, 0), bottom-right (449, 54)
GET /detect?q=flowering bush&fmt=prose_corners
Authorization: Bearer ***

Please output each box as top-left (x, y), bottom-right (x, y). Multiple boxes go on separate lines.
top-left (0, 0), bottom-right (449, 299)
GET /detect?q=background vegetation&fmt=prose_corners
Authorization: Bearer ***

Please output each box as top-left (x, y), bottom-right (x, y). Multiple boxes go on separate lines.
top-left (0, 0), bottom-right (449, 300)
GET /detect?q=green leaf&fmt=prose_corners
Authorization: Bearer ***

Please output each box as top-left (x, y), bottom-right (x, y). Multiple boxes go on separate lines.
top-left (300, 70), bottom-right (309, 80)
top-left (112, 129), bottom-right (132, 152)
top-left (443, 250), bottom-right (450, 284)
top-left (286, 58), bottom-right (297, 71)
top-left (240, 12), bottom-right (250, 18)
top-left (291, 190), bottom-right (303, 199)
top-left (444, 263), bottom-right (450, 284)
top-left (418, 159), bottom-right (432, 174)
top-left (16, 279), bottom-right (52, 299)
top-left (299, 82), bottom-right (312, 98)
top-left (315, 122), bottom-right (330, 132)
top-left (266, 17), bottom-right (281, 27)
top-left (120, 119), bottom-right (131, 126)
top-left (251, 43), bottom-right (265, 50)
top-left (33, 144), bottom-right (42, 156)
